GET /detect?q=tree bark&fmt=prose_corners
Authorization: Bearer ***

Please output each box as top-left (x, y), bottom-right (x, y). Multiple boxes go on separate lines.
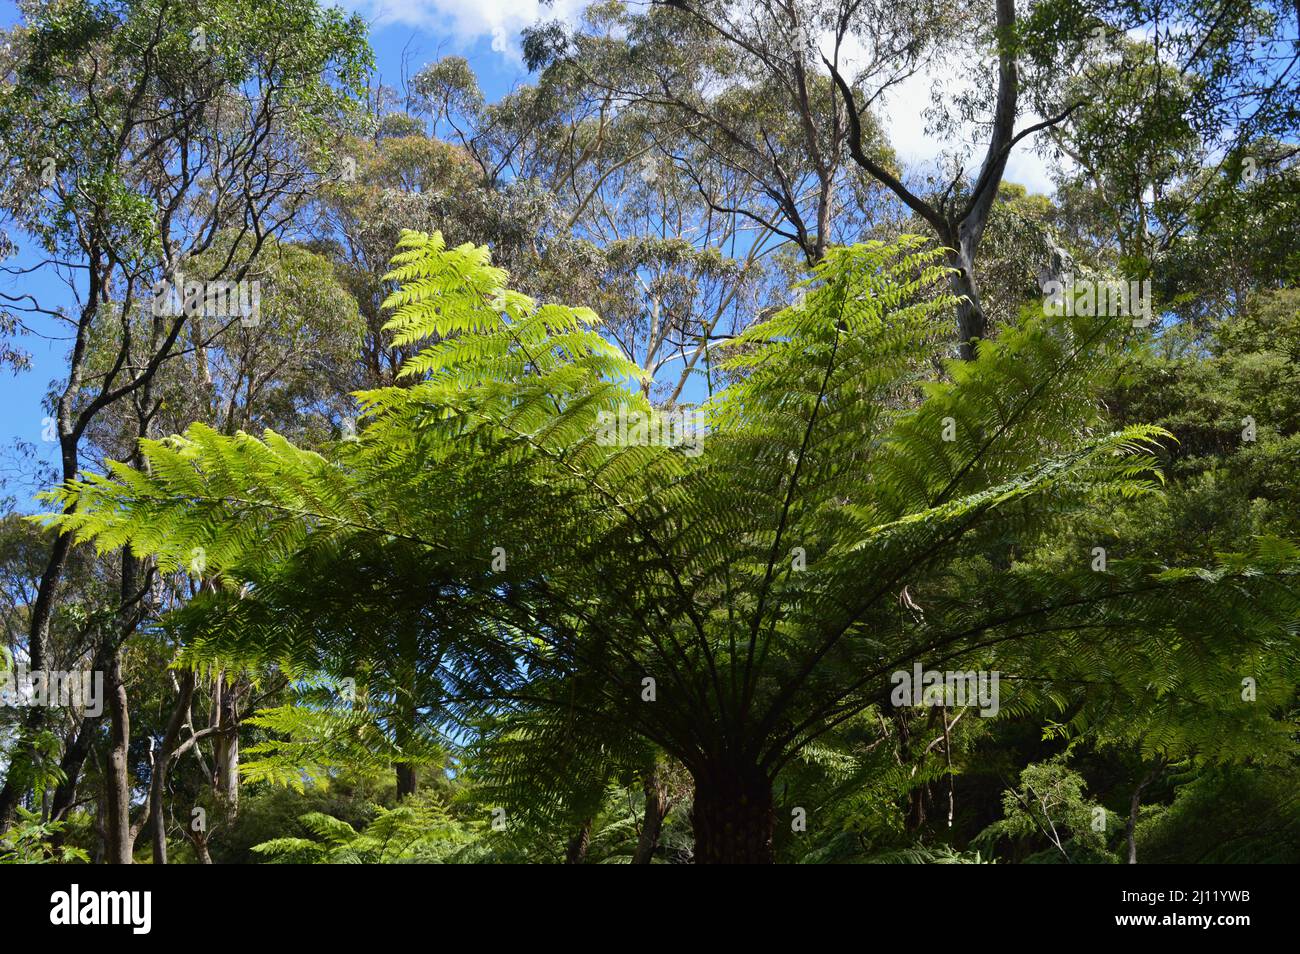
top-left (103, 645), bottom-right (133, 864)
top-left (947, 242), bottom-right (988, 361)
top-left (691, 764), bottom-right (774, 864)
top-left (149, 669), bottom-right (196, 864)
top-left (632, 766), bottom-right (669, 864)
top-left (49, 715), bottom-right (99, 825)
top-left (48, 633), bottom-right (124, 829)
top-left (212, 674), bottom-right (240, 817)
top-left (188, 829), bottom-right (214, 864)
top-left (395, 764), bottom-right (418, 799)
top-left (1126, 760), bottom-right (1164, 864)
top-left (565, 818), bottom-right (592, 864)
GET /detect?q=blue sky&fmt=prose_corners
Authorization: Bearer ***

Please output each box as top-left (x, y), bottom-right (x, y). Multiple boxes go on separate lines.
top-left (0, 0), bottom-right (1057, 510)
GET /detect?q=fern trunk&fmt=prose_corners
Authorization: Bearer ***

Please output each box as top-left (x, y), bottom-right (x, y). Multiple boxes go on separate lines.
top-left (395, 658), bottom-right (419, 799)
top-left (691, 764), bottom-right (774, 864)
top-left (395, 764), bottom-right (418, 799)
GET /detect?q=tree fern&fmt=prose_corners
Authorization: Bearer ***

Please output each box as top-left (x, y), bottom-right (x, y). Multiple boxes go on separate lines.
top-left (38, 230), bottom-right (1300, 862)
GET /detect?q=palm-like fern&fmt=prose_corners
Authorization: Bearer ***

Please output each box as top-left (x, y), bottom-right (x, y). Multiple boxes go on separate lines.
top-left (252, 795), bottom-right (473, 864)
top-left (40, 231), bottom-right (1300, 862)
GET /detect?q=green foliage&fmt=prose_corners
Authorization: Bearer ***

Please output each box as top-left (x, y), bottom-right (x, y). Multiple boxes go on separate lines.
top-left (975, 758), bottom-right (1118, 863)
top-left (32, 230), bottom-right (1300, 860)
top-left (0, 809), bottom-right (89, 864)
top-left (860, 844), bottom-right (992, 864)
top-left (1134, 764), bottom-right (1300, 864)
top-left (240, 700), bottom-right (448, 793)
top-left (0, 0), bottom-right (372, 261)
top-left (3, 0), bottom-right (1296, 869)
top-left (252, 791), bottom-right (475, 863)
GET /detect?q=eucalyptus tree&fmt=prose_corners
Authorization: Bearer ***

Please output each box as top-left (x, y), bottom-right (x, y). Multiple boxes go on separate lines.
top-left (529, 0), bottom-right (998, 353)
top-left (76, 236), bottom-right (363, 862)
top-left (45, 231), bottom-right (1300, 861)
top-left (312, 127), bottom-right (602, 391)
top-left (526, 0), bottom-right (904, 267)
top-left (413, 46), bottom-right (781, 399)
top-left (0, 0), bottom-right (371, 856)
top-left (528, 0), bottom-right (1299, 360)
top-left (1023, 6), bottom-right (1298, 300)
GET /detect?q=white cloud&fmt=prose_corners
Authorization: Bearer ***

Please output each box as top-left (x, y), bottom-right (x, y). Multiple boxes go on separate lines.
top-left (877, 70), bottom-right (1058, 196)
top-left (822, 31), bottom-right (1057, 196)
top-left (339, 0), bottom-right (589, 61)
top-left (347, 2), bottom-right (1058, 193)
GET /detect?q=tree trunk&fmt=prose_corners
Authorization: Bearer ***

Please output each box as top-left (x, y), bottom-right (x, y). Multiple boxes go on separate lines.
top-left (395, 764), bottom-right (418, 799)
top-left (565, 818), bottom-right (592, 864)
top-left (189, 829), bottom-right (214, 864)
top-left (1126, 760), bottom-right (1163, 864)
top-left (212, 674), bottom-right (240, 817)
top-left (691, 764), bottom-right (774, 864)
top-left (103, 646), bottom-right (133, 864)
top-left (149, 669), bottom-right (196, 864)
top-left (0, 533), bottom-right (74, 830)
top-left (0, 299), bottom-right (96, 831)
top-left (947, 243), bottom-right (988, 361)
top-left (1125, 793), bottom-right (1140, 865)
top-left (632, 766), bottom-right (669, 864)
top-left (48, 633), bottom-right (123, 829)
top-left (103, 536), bottom-right (154, 865)
top-left (48, 712), bottom-right (102, 835)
